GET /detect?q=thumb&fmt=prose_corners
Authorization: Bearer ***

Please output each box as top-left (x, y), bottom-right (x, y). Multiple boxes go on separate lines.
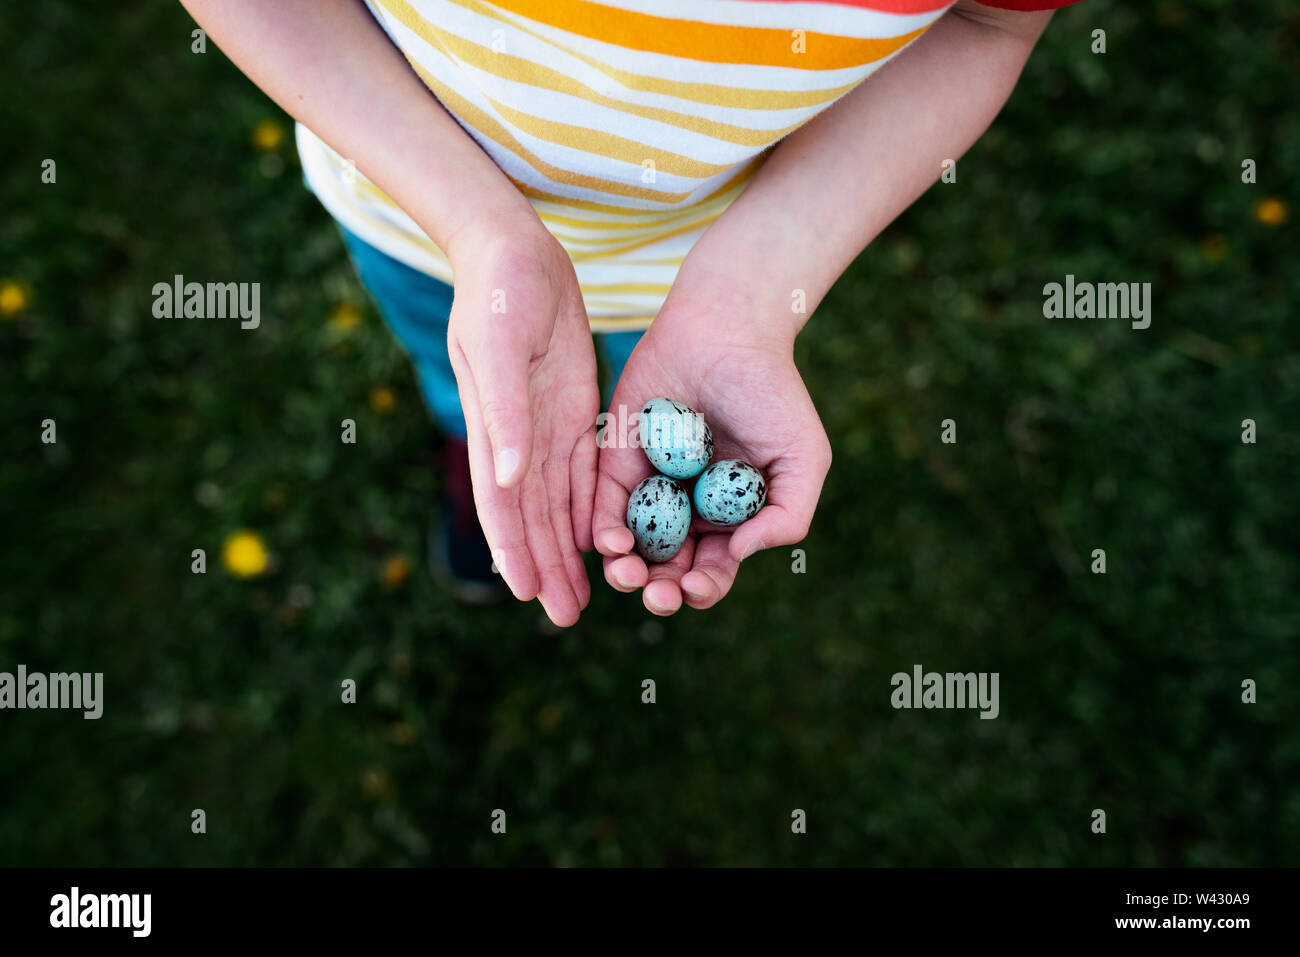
top-left (477, 354), bottom-right (534, 489)
top-left (453, 327), bottom-right (535, 489)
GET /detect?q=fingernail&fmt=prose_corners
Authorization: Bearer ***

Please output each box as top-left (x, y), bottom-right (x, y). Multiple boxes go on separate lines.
top-left (741, 539), bottom-right (766, 560)
top-left (494, 448), bottom-right (519, 486)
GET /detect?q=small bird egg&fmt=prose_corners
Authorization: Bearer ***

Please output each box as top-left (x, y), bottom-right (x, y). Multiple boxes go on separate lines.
top-left (692, 459), bottom-right (766, 526)
top-left (639, 397), bottom-right (713, 480)
top-left (626, 474), bottom-right (692, 562)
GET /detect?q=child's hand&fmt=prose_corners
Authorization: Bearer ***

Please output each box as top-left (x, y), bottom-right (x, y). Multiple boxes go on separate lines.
top-left (592, 285), bottom-right (831, 615)
top-left (446, 223), bottom-right (600, 627)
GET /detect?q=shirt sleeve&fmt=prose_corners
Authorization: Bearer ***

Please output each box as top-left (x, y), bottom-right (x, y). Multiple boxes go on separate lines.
top-left (974, 1), bottom-right (1083, 9)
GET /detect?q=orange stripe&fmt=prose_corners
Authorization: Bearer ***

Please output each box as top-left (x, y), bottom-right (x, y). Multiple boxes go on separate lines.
top-left (441, 0), bottom-right (868, 109)
top-left (455, 0), bottom-right (862, 110)
top-left (378, 0), bottom-right (803, 146)
top-left (491, 0), bottom-right (926, 70)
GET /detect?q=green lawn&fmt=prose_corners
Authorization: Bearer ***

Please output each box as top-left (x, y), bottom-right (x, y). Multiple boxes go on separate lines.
top-left (1, 0), bottom-right (1296, 865)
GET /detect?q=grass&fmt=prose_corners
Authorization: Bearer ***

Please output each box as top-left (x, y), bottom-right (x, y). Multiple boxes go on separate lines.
top-left (0, 0), bottom-right (1297, 866)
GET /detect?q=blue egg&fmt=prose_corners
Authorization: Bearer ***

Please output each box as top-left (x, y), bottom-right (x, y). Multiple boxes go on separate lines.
top-left (693, 459), bottom-right (766, 526)
top-left (639, 397), bottom-right (713, 480)
top-left (626, 475), bottom-right (692, 562)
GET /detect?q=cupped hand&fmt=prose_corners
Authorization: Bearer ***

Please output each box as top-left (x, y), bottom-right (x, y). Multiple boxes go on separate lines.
top-left (592, 291), bottom-right (832, 615)
top-left (446, 226), bottom-right (600, 627)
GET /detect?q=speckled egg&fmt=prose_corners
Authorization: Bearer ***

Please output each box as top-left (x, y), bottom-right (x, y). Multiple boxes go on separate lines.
top-left (693, 459), bottom-right (766, 526)
top-left (626, 475), bottom-right (692, 562)
top-left (639, 397), bottom-right (713, 480)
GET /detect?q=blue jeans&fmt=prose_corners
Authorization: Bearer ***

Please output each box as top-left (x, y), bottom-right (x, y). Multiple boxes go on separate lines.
top-left (338, 227), bottom-right (642, 438)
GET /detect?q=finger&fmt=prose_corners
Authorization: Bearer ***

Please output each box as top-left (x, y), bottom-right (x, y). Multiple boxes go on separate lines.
top-left (642, 535), bottom-right (695, 616)
top-left (593, 411), bottom-right (650, 556)
top-left (453, 327), bottom-right (535, 489)
top-left (728, 437), bottom-right (831, 563)
top-left (546, 452), bottom-right (591, 612)
top-left (593, 462), bottom-right (640, 556)
top-left (519, 468), bottom-right (582, 627)
top-left (603, 552), bottom-right (648, 592)
top-left (449, 346), bottom-right (539, 601)
top-left (680, 533), bottom-right (740, 610)
top-left (569, 424), bottom-right (598, 553)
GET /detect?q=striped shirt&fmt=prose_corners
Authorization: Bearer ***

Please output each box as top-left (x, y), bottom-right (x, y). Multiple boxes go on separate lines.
top-left (298, 0), bottom-right (1074, 332)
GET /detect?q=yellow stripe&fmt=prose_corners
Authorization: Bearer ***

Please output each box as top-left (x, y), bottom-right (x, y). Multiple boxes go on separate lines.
top-left (318, 135), bottom-right (738, 258)
top-left (534, 189), bottom-right (735, 230)
top-left (445, 0), bottom-right (864, 111)
top-left (578, 282), bottom-right (674, 294)
top-left (507, 156), bottom-right (759, 215)
top-left (338, 134), bottom-right (758, 220)
top-left (403, 57), bottom-right (698, 203)
top-left (567, 211), bottom-right (721, 260)
top-left (541, 203), bottom-right (720, 239)
top-left (588, 317), bottom-right (655, 331)
top-left (378, 0), bottom-right (803, 147)
top-left (490, 101), bottom-right (735, 179)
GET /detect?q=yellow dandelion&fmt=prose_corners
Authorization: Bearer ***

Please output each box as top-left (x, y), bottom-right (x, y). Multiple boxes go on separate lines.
top-left (381, 554), bottom-right (411, 590)
top-left (328, 302), bottom-right (363, 331)
top-left (0, 279), bottom-right (31, 318)
top-left (1254, 197), bottom-right (1288, 227)
top-left (251, 118), bottom-right (285, 153)
top-left (370, 386), bottom-right (397, 415)
top-left (1198, 234), bottom-right (1228, 261)
top-left (222, 530), bottom-right (269, 579)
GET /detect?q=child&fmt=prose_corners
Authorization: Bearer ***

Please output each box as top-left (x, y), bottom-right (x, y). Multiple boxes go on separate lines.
top-left (181, 0), bottom-right (1080, 626)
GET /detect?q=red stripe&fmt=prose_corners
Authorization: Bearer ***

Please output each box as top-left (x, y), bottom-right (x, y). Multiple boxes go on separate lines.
top-left (970, 0), bottom-right (1082, 10)
top-left (742, 0), bottom-right (1083, 11)
top-left (741, 0), bottom-right (952, 13)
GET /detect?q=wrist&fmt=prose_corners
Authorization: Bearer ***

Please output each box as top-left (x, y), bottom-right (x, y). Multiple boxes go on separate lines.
top-left (435, 193), bottom-right (549, 268)
top-left (660, 245), bottom-right (808, 354)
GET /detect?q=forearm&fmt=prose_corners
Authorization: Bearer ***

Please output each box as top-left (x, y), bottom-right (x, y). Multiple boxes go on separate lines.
top-left (179, 0), bottom-right (538, 256)
top-left (676, 5), bottom-right (1054, 343)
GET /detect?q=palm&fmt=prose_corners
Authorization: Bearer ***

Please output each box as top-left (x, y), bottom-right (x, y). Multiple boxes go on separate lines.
top-left (448, 237), bottom-right (600, 626)
top-left (594, 316), bottom-right (830, 614)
